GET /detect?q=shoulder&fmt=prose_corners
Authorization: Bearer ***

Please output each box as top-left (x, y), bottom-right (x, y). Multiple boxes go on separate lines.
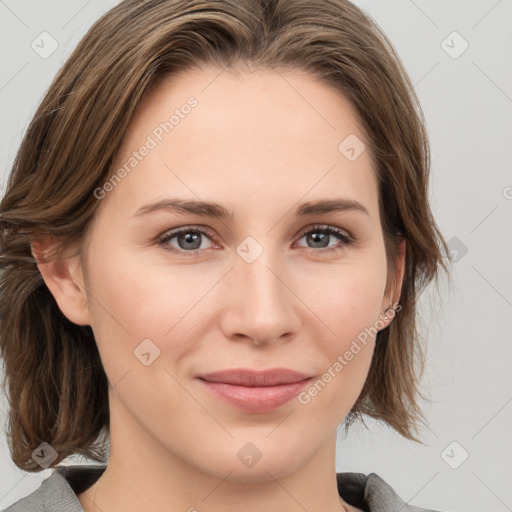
top-left (2, 464), bottom-right (106, 512)
top-left (337, 472), bottom-right (443, 512)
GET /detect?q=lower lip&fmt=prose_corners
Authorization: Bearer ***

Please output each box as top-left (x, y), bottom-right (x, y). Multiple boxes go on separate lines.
top-left (198, 378), bottom-right (311, 413)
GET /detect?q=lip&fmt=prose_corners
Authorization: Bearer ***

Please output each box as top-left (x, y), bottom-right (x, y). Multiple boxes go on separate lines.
top-left (197, 368), bottom-right (312, 413)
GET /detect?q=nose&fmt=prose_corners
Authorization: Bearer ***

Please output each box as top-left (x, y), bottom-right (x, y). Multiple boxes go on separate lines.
top-left (219, 244), bottom-right (300, 347)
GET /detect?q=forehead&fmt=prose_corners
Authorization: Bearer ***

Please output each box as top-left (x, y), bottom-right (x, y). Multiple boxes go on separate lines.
top-left (99, 64), bottom-right (379, 223)
top-left (130, 64), bottom-right (369, 151)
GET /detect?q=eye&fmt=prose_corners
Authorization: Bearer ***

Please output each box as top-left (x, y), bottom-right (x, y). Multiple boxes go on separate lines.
top-left (294, 224), bottom-right (354, 254)
top-left (158, 226), bottom-right (218, 256)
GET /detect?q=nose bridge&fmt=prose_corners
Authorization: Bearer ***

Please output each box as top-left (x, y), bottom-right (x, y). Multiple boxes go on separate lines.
top-left (240, 239), bottom-right (286, 308)
top-left (226, 237), bottom-right (296, 342)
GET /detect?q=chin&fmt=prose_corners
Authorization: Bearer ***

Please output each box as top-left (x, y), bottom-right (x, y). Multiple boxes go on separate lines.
top-left (224, 460), bottom-right (299, 484)
top-left (189, 441), bottom-right (304, 483)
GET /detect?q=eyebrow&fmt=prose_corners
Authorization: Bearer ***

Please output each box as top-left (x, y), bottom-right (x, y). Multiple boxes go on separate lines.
top-left (133, 197), bottom-right (369, 219)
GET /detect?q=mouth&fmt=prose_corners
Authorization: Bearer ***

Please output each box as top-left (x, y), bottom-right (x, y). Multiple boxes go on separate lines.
top-left (196, 368), bottom-right (312, 413)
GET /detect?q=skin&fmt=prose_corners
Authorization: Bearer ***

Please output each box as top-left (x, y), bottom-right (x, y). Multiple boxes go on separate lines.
top-left (32, 64), bottom-right (405, 512)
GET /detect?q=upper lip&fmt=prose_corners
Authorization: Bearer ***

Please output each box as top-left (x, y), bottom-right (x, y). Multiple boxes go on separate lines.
top-left (197, 368), bottom-right (311, 387)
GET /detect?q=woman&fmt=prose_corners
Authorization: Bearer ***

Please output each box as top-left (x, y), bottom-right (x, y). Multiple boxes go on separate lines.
top-left (0, 1), bottom-right (449, 511)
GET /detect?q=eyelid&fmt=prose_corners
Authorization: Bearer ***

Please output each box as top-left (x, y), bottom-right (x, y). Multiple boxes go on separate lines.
top-left (294, 223), bottom-right (354, 244)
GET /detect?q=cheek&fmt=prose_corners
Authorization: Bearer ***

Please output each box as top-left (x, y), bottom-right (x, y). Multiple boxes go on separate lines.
top-left (296, 274), bottom-right (383, 422)
top-left (306, 258), bottom-right (388, 344)
top-left (298, 253), bottom-right (387, 397)
top-left (84, 246), bottom-right (212, 372)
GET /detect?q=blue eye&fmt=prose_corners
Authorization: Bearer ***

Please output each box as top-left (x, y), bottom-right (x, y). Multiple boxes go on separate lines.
top-left (158, 224), bottom-right (354, 256)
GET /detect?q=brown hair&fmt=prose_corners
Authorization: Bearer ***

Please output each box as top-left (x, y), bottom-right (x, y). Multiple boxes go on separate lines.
top-left (0, 0), bottom-right (449, 471)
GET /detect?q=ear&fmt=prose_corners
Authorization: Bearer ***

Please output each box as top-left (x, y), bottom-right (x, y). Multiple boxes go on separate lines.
top-left (380, 237), bottom-right (406, 327)
top-left (30, 238), bottom-right (91, 326)
top-left (391, 236), bottom-right (406, 304)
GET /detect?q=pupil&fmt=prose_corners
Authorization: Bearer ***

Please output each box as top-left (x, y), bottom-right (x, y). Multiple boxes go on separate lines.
top-left (179, 232), bottom-right (201, 250)
top-left (309, 232), bottom-right (328, 248)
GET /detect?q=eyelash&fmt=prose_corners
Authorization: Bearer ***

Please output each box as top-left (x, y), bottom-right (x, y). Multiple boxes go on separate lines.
top-left (157, 224), bottom-right (355, 257)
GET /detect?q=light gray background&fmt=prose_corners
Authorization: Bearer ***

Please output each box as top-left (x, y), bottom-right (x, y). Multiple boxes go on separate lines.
top-left (0, 1), bottom-right (511, 511)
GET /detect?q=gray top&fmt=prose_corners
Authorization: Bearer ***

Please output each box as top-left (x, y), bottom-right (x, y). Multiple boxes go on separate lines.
top-left (3, 464), bottom-right (441, 512)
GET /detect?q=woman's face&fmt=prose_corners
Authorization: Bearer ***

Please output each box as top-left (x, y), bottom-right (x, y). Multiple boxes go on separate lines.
top-left (67, 65), bottom-right (401, 481)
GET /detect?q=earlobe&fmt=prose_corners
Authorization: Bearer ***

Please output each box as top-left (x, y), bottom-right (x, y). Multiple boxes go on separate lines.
top-left (31, 239), bottom-right (91, 326)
